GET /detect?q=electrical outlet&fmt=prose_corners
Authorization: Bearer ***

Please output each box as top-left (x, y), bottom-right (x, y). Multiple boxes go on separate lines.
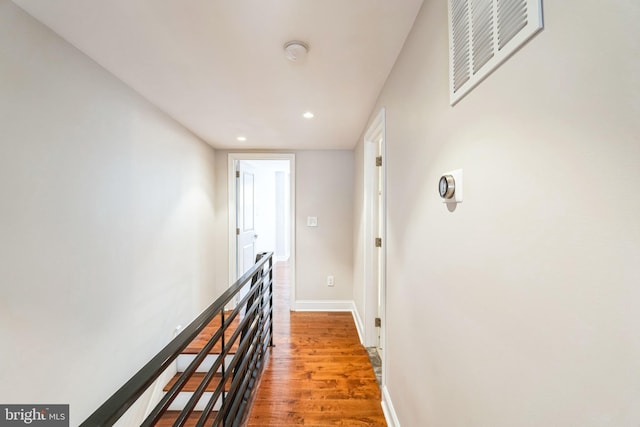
top-left (327, 275), bottom-right (334, 287)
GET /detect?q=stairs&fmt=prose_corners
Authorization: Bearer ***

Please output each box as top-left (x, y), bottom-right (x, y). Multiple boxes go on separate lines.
top-left (155, 313), bottom-right (240, 425)
top-left (155, 411), bottom-right (208, 427)
top-left (163, 372), bottom-right (230, 411)
top-left (80, 255), bottom-right (274, 427)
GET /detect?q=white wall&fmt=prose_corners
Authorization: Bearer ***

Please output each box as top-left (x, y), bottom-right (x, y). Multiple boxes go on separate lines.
top-left (215, 150), bottom-right (354, 307)
top-left (275, 171), bottom-right (289, 260)
top-left (354, 0), bottom-right (640, 426)
top-left (295, 151), bottom-right (354, 303)
top-left (242, 160), bottom-right (290, 259)
top-left (0, 2), bottom-right (217, 424)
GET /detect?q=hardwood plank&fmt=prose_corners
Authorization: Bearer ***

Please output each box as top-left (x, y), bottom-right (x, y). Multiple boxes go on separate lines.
top-left (254, 379), bottom-right (381, 400)
top-left (245, 261), bottom-right (386, 426)
top-left (163, 372), bottom-right (230, 392)
top-left (182, 313), bottom-right (241, 354)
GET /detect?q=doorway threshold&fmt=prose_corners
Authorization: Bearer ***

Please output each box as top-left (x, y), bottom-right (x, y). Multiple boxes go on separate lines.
top-left (366, 346), bottom-right (382, 387)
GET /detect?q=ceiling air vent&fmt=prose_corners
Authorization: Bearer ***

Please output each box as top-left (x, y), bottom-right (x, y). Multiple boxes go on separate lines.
top-left (448, 0), bottom-right (543, 105)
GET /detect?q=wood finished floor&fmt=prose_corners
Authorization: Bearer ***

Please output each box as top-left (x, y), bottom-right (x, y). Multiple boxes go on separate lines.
top-left (246, 262), bottom-right (386, 426)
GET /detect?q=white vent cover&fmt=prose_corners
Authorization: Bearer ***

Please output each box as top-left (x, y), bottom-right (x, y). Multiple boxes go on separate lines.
top-left (448, 0), bottom-right (543, 105)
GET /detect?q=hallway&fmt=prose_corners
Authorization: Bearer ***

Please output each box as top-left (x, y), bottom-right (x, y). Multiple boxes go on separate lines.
top-left (246, 263), bottom-right (386, 426)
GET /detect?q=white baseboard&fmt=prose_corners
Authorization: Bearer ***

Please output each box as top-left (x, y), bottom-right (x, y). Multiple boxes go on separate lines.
top-left (351, 303), bottom-right (365, 345)
top-left (292, 300), bottom-right (354, 312)
top-left (382, 385), bottom-right (401, 427)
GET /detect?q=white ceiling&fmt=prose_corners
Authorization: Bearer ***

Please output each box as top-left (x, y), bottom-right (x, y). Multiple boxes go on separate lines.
top-left (12, 0), bottom-right (423, 150)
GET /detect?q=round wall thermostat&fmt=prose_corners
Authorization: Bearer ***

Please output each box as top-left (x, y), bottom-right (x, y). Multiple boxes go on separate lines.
top-left (439, 175), bottom-right (455, 199)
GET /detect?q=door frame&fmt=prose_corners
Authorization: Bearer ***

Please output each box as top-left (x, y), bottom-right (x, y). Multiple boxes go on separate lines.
top-left (228, 153), bottom-right (296, 306)
top-left (363, 108), bottom-right (387, 382)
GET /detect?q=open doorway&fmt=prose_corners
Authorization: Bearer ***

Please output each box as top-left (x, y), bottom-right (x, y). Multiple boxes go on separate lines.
top-left (228, 153), bottom-right (296, 307)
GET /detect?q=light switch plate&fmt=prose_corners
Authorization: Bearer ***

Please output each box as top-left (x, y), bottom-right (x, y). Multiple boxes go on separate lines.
top-left (307, 216), bottom-right (318, 227)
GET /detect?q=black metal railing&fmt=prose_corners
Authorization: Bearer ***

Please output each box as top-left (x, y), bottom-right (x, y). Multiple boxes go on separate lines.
top-left (81, 252), bottom-right (274, 427)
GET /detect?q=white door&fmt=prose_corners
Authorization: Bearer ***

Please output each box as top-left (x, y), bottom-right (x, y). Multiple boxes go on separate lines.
top-left (236, 161), bottom-right (257, 279)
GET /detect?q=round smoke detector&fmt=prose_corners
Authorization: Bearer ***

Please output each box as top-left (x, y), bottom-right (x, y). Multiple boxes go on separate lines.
top-left (284, 40), bottom-right (309, 62)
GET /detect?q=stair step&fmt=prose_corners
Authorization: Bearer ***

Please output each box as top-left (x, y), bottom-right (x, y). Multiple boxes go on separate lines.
top-left (157, 311), bottom-right (248, 414)
top-left (163, 372), bottom-right (230, 392)
top-left (177, 353), bottom-right (235, 373)
top-left (164, 391), bottom-right (226, 411)
top-left (155, 411), bottom-right (217, 427)
top-left (183, 313), bottom-right (241, 354)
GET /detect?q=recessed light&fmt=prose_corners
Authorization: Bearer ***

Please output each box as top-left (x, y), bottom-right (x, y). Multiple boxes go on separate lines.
top-left (303, 112), bottom-right (314, 119)
top-left (237, 136), bottom-right (247, 142)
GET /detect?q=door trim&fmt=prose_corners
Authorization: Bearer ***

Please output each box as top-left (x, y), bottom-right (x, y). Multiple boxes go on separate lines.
top-left (363, 108), bottom-right (387, 384)
top-left (227, 153), bottom-right (296, 307)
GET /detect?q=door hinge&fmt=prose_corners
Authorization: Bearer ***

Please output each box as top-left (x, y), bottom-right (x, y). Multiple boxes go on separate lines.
top-left (236, 170), bottom-right (240, 178)
top-left (236, 228), bottom-right (240, 235)
top-left (375, 317), bottom-right (381, 327)
top-left (375, 156), bottom-right (382, 167)
top-left (375, 237), bottom-right (382, 247)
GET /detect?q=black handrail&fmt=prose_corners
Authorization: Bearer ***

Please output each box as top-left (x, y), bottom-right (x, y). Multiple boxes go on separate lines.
top-left (81, 252), bottom-right (274, 427)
